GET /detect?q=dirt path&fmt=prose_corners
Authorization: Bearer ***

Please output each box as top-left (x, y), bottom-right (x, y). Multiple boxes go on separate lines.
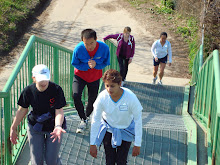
top-left (0, 0), bottom-right (190, 90)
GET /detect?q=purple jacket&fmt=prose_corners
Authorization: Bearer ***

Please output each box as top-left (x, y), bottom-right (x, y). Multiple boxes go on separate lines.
top-left (103, 33), bottom-right (135, 59)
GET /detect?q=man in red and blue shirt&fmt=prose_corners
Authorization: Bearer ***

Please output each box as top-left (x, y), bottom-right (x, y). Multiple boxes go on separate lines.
top-left (71, 29), bottom-right (110, 133)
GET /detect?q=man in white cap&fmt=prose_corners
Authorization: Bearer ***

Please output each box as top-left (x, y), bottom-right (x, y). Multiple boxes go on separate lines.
top-left (10, 64), bottom-right (66, 165)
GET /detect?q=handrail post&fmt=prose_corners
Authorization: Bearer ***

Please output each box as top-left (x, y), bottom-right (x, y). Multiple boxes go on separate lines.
top-left (199, 44), bottom-right (204, 70)
top-left (53, 47), bottom-right (59, 84)
top-left (4, 93), bottom-right (12, 165)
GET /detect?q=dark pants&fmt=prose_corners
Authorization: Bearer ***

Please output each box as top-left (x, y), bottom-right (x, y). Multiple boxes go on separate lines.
top-left (117, 56), bottom-right (129, 81)
top-left (72, 75), bottom-right (100, 120)
top-left (103, 132), bottom-right (132, 165)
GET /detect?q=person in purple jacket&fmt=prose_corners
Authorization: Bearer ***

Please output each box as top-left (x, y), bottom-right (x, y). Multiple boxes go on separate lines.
top-left (103, 27), bottom-right (135, 86)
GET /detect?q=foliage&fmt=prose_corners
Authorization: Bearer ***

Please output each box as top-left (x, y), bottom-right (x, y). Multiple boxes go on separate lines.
top-left (175, 16), bottom-right (199, 73)
top-left (127, 0), bottom-right (201, 75)
top-left (188, 40), bottom-right (199, 74)
top-left (161, 0), bottom-right (175, 9)
top-left (203, 0), bottom-right (220, 59)
top-left (0, 0), bottom-right (40, 53)
top-left (154, 5), bottom-right (173, 14)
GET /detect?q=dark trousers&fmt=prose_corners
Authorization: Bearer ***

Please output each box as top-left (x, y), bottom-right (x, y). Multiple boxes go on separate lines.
top-left (103, 132), bottom-right (131, 165)
top-left (72, 75), bottom-right (100, 120)
top-left (117, 56), bottom-right (129, 81)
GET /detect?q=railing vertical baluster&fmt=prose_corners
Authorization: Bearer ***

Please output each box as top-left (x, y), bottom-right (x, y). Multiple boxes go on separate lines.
top-left (28, 44), bottom-right (35, 84)
top-left (211, 50), bottom-right (220, 164)
top-left (4, 92), bottom-right (12, 165)
top-left (0, 98), bottom-right (2, 165)
top-left (70, 52), bottom-right (74, 106)
top-left (53, 47), bottom-right (59, 84)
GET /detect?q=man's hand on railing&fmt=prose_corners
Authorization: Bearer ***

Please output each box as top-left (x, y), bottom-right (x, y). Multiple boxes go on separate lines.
top-left (50, 126), bottom-right (66, 143)
top-left (10, 128), bottom-right (18, 145)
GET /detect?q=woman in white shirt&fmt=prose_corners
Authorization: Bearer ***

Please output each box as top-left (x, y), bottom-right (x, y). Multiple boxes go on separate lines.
top-left (90, 69), bottom-right (143, 164)
top-left (151, 32), bottom-right (172, 85)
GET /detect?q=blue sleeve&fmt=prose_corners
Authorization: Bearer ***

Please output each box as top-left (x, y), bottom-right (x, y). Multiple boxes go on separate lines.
top-left (94, 43), bottom-right (110, 70)
top-left (71, 45), bottom-right (90, 71)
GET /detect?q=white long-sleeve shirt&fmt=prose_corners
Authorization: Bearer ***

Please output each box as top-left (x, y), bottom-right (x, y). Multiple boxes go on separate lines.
top-left (151, 40), bottom-right (172, 63)
top-left (90, 87), bottom-right (143, 146)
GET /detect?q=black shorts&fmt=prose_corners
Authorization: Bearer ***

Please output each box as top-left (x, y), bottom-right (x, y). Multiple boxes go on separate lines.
top-left (153, 55), bottom-right (168, 66)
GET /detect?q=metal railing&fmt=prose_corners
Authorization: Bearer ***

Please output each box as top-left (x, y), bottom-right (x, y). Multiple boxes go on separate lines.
top-left (192, 49), bottom-right (220, 164)
top-left (0, 35), bottom-right (119, 165)
top-left (191, 44), bottom-right (203, 85)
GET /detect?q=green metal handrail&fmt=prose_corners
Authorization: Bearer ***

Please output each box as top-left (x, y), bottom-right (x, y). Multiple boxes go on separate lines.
top-left (0, 35), bottom-right (75, 165)
top-left (211, 50), bottom-right (220, 164)
top-left (192, 49), bottom-right (220, 164)
top-left (0, 35), bottom-right (119, 165)
top-left (191, 44), bottom-right (203, 85)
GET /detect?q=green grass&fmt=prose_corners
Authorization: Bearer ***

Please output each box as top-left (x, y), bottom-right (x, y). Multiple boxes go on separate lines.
top-left (175, 17), bottom-right (199, 73)
top-left (0, 0), bottom-right (40, 53)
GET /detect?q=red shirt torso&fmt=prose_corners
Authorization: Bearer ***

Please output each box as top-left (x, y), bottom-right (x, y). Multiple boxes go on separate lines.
top-left (74, 42), bottom-right (102, 82)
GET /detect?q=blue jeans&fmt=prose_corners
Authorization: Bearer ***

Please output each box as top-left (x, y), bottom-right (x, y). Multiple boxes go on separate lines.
top-left (27, 124), bottom-right (62, 165)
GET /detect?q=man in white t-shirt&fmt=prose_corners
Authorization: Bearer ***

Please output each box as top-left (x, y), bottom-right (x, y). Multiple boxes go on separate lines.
top-left (90, 69), bottom-right (143, 164)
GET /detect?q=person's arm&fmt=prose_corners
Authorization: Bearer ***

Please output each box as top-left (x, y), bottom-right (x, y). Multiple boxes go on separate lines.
top-left (151, 41), bottom-right (157, 58)
top-left (90, 95), bottom-right (104, 158)
top-left (50, 108), bottom-right (66, 143)
top-left (10, 106), bottom-right (28, 144)
top-left (132, 112), bottom-right (142, 157)
top-left (167, 41), bottom-right (172, 65)
top-left (93, 45), bottom-right (110, 70)
top-left (71, 48), bottom-right (90, 71)
top-left (103, 34), bottom-right (120, 41)
top-left (131, 95), bottom-right (143, 157)
top-left (129, 37), bottom-right (135, 64)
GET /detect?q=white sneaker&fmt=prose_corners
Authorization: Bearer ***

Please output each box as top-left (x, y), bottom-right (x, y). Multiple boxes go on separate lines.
top-left (152, 76), bottom-right (157, 84)
top-left (157, 80), bottom-right (162, 85)
top-left (76, 119), bottom-right (88, 133)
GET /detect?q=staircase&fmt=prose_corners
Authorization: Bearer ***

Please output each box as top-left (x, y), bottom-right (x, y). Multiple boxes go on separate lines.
top-left (16, 81), bottom-right (194, 165)
top-left (59, 82), bottom-right (189, 165)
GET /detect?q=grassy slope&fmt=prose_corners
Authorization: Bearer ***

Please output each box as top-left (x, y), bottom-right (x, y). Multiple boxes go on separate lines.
top-left (0, 0), bottom-right (47, 54)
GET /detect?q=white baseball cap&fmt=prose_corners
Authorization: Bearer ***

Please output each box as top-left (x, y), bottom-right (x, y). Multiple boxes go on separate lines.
top-left (32, 64), bottom-right (50, 82)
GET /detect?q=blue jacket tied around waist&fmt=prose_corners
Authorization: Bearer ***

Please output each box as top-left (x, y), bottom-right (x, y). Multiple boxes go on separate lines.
top-left (32, 112), bottom-right (67, 132)
top-left (95, 119), bottom-right (135, 148)
top-left (33, 112), bottom-right (52, 132)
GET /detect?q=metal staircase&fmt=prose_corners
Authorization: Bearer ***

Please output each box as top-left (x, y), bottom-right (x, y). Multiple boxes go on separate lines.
top-left (58, 82), bottom-right (189, 165)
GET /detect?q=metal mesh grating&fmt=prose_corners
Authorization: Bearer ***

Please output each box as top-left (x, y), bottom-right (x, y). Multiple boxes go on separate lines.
top-left (124, 82), bottom-right (185, 115)
top-left (142, 112), bottom-right (187, 132)
top-left (59, 113), bottom-right (187, 165)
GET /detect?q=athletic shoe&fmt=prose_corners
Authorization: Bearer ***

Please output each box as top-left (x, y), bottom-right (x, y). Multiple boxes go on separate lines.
top-left (158, 80), bottom-right (162, 85)
top-left (152, 76), bottom-right (157, 84)
top-left (76, 119), bottom-right (88, 133)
